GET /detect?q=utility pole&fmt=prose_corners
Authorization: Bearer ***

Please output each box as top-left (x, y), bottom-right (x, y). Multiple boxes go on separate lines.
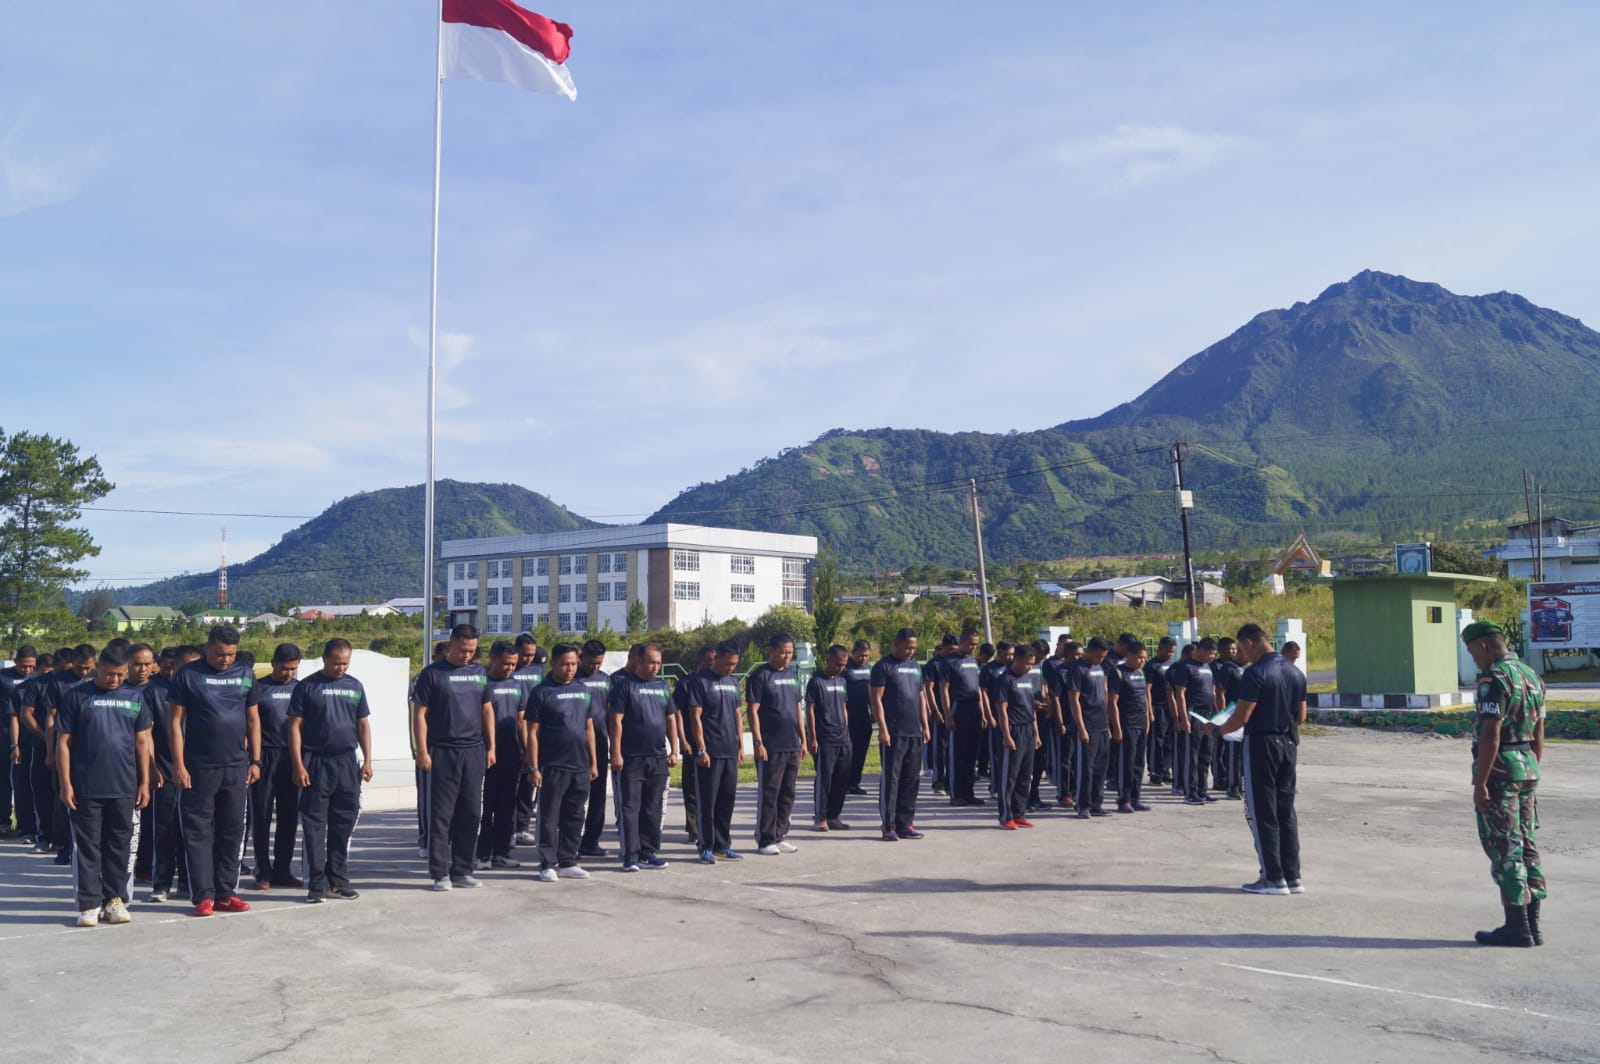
top-left (970, 479), bottom-right (993, 644)
top-left (218, 527), bottom-right (228, 609)
top-left (1171, 443), bottom-right (1199, 640)
top-left (1536, 482), bottom-right (1545, 582)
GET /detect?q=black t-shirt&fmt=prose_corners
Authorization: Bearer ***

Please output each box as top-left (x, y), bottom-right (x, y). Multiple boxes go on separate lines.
top-left (746, 663), bottom-right (803, 752)
top-left (577, 667), bottom-right (611, 726)
top-left (289, 672), bottom-right (370, 755)
top-left (685, 669), bottom-right (743, 758)
top-left (170, 659), bottom-right (257, 769)
top-left (412, 660), bottom-right (489, 747)
top-left (1239, 653), bottom-right (1306, 736)
top-left (1167, 659), bottom-right (1216, 722)
top-left (806, 672), bottom-right (849, 746)
top-left (15, 672), bottom-right (60, 749)
top-left (1066, 660), bottom-right (1111, 733)
top-left (57, 681), bottom-right (152, 800)
top-left (250, 677), bottom-right (297, 750)
top-left (610, 675), bottom-right (676, 758)
top-left (978, 660), bottom-right (1006, 701)
top-left (484, 672), bottom-right (528, 749)
top-left (0, 666), bottom-right (29, 735)
top-left (843, 662), bottom-right (873, 712)
top-left (1144, 657), bottom-right (1175, 711)
top-left (512, 662), bottom-right (545, 699)
top-left (526, 679), bottom-right (593, 772)
top-left (139, 676), bottom-right (175, 779)
top-left (989, 668), bottom-right (1040, 731)
top-left (1111, 664), bottom-right (1149, 725)
top-left (943, 655), bottom-right (983, 705)
top-left (1213, 659), bottom-right (1246, 704)
top-left (871, 655), bottom-right (925, 737)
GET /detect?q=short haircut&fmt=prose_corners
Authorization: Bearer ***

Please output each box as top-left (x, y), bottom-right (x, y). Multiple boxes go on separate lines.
top-left (995, 640), bottom-right (1013, 652)
top-left (894, 627), bottom-right (918, 642)
top-left (1086, 637), bottom-right (1112, 652)
top-left (99, 645), bottom-right (130, 667)
top-left (715, 639), bottom-right (742, 657)
top-left (208, 625), bottom-right (241, 647)
top-left (1157, 636), bottom-right (1176, 648)
top-left (697, 644), bottom-right (717, 659)
top-left (1236, 623), bottom-right (1268, 644)
top-left (272, 642), bottom-right (302, 665)
top-left (449, 624), bottom-right (479, 642)
top-left (1117, 632), bottom-right (1136, 646)
top-left (1063, 641), bottom-right (1081, 654)
top-left (638, 642), bottom-right (661, 656)
top-left (432, 641), bottom-right (447, 658)
top-left (106, 638), bottom-right (132, 654)
top-left (36, 653), bottom-right (54, 668)
top-left (826, 643), bottom-right (847, 657)
top-left (851, 639), bottom-right (872, 652)
top-left (236, 651), bottom-right (256, 669)
top-left (977, 642), bottom-right (994, 656)
top-left (1216, 637), bottom-right (1236, 650)
top-left (515, 633), bottom-right (537, 648)
top-left (323, 638), bottom-right (353, 657)
top-left (179, 645), bottom-right (203, 660)
top-left (1031, 639), bottom-right (1050, 656)
top-left (1126, 640), bottom-right (1147, 656)
top-left (14, 644), bottom-right (37, 659)
top-left (158, 648), bottom-right (177, 662)
top-left (961, 627), bottom-right (980, 639)
top-left (489, 640), bottom-right (518, 658)
top-left (581, 639), bottom-right (607, 657)
top-left (73, 645), bottom-right (97, 665)
top-left (768, 631), bottom-right (794, 648)
top-left (939, 633), bottom-right (958, 648)
top-left (1196, 637), bottom-right (1217, 651)
top-left (1282, 640), bottom-right (1301, 652)
top-left (55, 646), bottom-right (75, 661)
top-left (550, 642), bottom-right (581, 660)
top-left (1056, 634), bottom-right (1073, 645)
top-left (129, 642), bottom-right (155, 657)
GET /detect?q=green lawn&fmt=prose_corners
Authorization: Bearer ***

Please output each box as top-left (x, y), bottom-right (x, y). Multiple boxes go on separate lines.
top-left (670, 744), bottom-right (884, 787)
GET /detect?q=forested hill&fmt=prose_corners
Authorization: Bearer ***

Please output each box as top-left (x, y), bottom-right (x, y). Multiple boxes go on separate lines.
top-left (650, 271), bottom-right (1600, 568)
top-left (105, 481), bottom-right (599, 612)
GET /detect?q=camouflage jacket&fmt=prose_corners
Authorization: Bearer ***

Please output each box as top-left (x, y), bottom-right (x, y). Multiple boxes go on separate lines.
top-left (1473, 655), bottom-right (1544, 782)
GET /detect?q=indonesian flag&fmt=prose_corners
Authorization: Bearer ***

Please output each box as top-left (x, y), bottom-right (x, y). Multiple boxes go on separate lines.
top-left (441, 0), bottom-right (577, 100)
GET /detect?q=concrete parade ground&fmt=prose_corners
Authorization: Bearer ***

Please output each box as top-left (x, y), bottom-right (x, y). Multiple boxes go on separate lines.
top-left (1, 730), bottom-right (1596, 1063)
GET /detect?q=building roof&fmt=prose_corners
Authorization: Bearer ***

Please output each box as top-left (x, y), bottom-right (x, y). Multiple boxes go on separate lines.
top-left (1073, 576), bottom-right (1172, 593)
top-left (383, 597), bottom-right (427, 609)
top-left (441, 522), bottom-right (817, 561)
top-left (1036, 582), bottom-right (1070, 594)
top-left (106, 605), bottom-right (184, 621)
top-left (296, 604), bottom-right (396, 618)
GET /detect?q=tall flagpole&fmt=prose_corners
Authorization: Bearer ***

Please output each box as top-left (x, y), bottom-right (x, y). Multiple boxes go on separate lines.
top-left (423, 2), bottom-right (445, 665)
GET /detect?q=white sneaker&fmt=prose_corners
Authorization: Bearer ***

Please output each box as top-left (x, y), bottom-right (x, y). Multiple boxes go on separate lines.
top-left (1242, 878), bottom-right (1291, 896)
top-left (431, 878), bottom-right (453, 892)
top-left (757, 844), bottom-right (781, 856)
top-left (514, 830), bottom-right (536, 845)
top-left (557, 865), bottom-right (589, 879)
top-left (777, 841), bottom-right (799, 854)
top-left (1287, 879), bottom-right (1306, 894)
top-left (418, 847), bottom-right (429, 859)
top-left (101, 898), bottom-right (132, 925)
top-left (454, 875), bottom-right (482, 888)
top-left (621, 862), bottom-right (641, 873)
top-left (76, 909), bottom-right (100, 928)
top-left (538, 867), bottom-right (558, 882)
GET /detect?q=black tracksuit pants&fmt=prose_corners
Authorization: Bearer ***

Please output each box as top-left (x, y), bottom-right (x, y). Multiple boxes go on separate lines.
top-left (617, 754), bottom-right (668, 865)
top-left (1243, 734), bottom-right (1300, 883)
top-left (476, 756), bottom-right (520, 860)
top-left (694, 757), bottom-right (737, 853)
top-left (812, 743), bottom-right (851, 823)
top-left (514, 774), bottom-right (535, 836)
top-left (950, 702), bottom-right (983, 802)
top-left (12, 749), bottom-right (37, 839)
top-left (300, 752), bottom-right (361, 893)
top-left (1186, 730), bottom-right (1214, 800)
top-left (536, 767), bottom-right (589, 870)
top-left (927, 719), bottom-right (950, 791)
top-left (1172, 725), bottom-right (1192, 796)
top-left (1218, 741), bottom-right (1244, 795)
top-left (846, 704), bottom-right (873, 790)
top-left (580, 726), bottom-right (610, 851)
top-left (1118, 723), bottom-right (1147, 806)
top-left (0, 740), bottom-right (11, 831)
top-left (879, 735), bottom-right (922, 835)
top-left (150, 783), bottom-right (185, 892)
top-left (134, 795), bottom-right (153, 879)
top-left (1147, 704), bottom-right (1172, 781)
top-left (425, 743), bottom-right (486, 881)
top-left (680, 756), bottom-right (699, 840)
top-left (754, 750), bottom-right (799, 847)
top-left (249, 747), bottom-right (298, 882)
top-left (181, 763), bottom-right (248, 902)
top-left (995, 724), bottom-right (1033, 824)
top-left (30, 745), bottom-right (56, 845)
top-left (70, 797), bottom-right (136, 912)
top-left (1075, 731), bottom-right (1110, 814)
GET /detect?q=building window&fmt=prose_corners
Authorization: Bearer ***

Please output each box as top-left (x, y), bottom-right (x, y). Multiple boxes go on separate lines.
top-left (574, 611), bottom-right (589, 631)
top-left (613, 553), bottom-right (627, 573)
top-left (486, 587), bottom-right (500, 606)
top-left (614, 581), bottom-right (627, 601)
top-left (782, 557), bottom-right (806, 579)
top-left (453, 563), bottom-right (466, 581)
top-left (536, 557), bottom-right (549, 576)
top-left (559, 556), bottom-right (572, 575)
top-left (487, 560), bottom-right (499, 579)
top-left (731, 583), bottom-right (756, 603)
top-left (522, 611), bottom-right (536, 630)
top-left (596, 583), bottom-right (611, 602)
top-left (783, 585), bottom-right (807, 606)
top-left (573, 555), bottom-right (588, 575)
top-left (537, 585), bottom-right (550, 604)
top-left (559, 584), bottom-right (571, 603)
top-left (598, 554), bottom-right (612, 574)
top-left (558, 612), bottom-right (571, 631)
top-left (1426, 606), bottom-right (1443, 623)
top-left (674, 581), bottom-right (701, 602)
top-left (523, 558), bottom-right (538, 577)
top-left (467, 589), bottom-right (479, 607)
top-left (466, 561), bottom-right (478, 579)
top-left (730, 555), bottom-right (756, 575)
top-left (452, 589), bottom-right (465, 607)
top-left (674, 550), bottom-right (700, 572)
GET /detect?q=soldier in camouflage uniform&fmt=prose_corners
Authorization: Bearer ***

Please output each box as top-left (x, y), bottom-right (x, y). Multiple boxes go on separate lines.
top-left (1462, 620), bottom-right (1546, 948)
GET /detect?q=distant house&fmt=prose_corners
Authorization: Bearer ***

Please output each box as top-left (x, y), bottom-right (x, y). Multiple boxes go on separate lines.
top-left (194, 609), bottom-right (250, 628)
top-left (1074, 576), bottom-right (1225, 608)
top-left (247, 612), bottom-right (292, 631)
top-left (382, 597), bottom-right (429, 616)
top-left (103, 606), bottom-right (184, 633)
top-left (1036, 582), bottom-right (1074, 600)
top-left (295, 604), bottom-right (400, 621)
top-left (1497, 517), bottom-right (1600, 581)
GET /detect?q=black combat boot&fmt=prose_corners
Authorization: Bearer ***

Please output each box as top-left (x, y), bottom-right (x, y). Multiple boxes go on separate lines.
top-left (1526, 899), bottom-right (1543, 946)
top-left (1475, 904), bottom-right (1534, 947)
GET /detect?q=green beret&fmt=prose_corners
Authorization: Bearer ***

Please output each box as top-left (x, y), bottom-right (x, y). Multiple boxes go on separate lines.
top-left (1461, 620), bottom-right (1503, 644)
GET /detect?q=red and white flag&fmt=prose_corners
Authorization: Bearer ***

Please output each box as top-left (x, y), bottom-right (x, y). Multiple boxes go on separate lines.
top-left (441, 0), bottom-right (576, 100)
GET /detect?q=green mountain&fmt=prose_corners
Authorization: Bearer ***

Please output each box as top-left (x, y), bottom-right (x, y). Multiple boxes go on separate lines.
top-left (649, 271), bottom-right (1600, 567)
top-left (105, 480), bottom-right (599, 612)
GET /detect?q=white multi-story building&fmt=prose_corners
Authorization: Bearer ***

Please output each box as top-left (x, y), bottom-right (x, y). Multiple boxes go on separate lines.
top-left (1497, 518), bottom-right (1600, 581)
top-left (441, 523), bottom-right (818, 635)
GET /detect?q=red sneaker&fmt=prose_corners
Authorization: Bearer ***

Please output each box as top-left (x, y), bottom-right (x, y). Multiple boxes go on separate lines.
top-left (192, 899), bottom-right (214, 917)
top-left (215, 895), bottom-right (251, 914)
top-left (1014, 817), bottom-right (1035, 828)
top-left (1000, 819), bottom-right (1019, 830)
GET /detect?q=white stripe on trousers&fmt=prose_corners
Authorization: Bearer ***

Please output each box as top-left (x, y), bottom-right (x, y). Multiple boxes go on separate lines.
top-left (1241, 735), bottom-right (1266, 878)
top-left (124, 807), bottom-right (141, 904)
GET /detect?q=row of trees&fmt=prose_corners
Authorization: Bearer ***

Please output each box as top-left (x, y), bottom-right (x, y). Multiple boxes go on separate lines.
top-left (0, 431), bottom-right (112, 639)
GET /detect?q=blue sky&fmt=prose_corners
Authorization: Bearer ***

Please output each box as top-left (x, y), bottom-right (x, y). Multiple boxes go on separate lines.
top-left (4, 1), bottom-right (1597, 588)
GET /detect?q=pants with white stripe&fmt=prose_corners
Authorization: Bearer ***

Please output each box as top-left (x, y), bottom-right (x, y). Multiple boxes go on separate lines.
top-left (754, 750), bottom-right (799, 848)
top-left (300, 751), bottom-right (361, 893)
top-left (180, 763), bottom-right (248, 902)
top-left (695, 757), bottom-right (737, 853)
top-left (1186, 730), bottom-right (1214, 800)
top-left (996, 724), bottom-right (1033, 824)
top-left (812, 743), bottom-right (851, 823)
top-left (249, 747), bottom-right (299, 882)
top-left (476, 753), bottom-right (520, 860)
top-left (879, 736), bottom-right (922, 835)
top-left (1117, 723), bottom-right (1147, 805)
top-left (536, 767), bottom-right (589, 870)
top-left (425, 743), bottom-right (486, 881)
top-left (1218, 741), bottom-right (1244, 795)
top-left (70, 796), bottom-right (135, 912)
top-left (1075, 731), bottom-right (1110, 813)
top-left (616, 754), bottom-right (668, 865)
top-left (1243, 734), bottom-right (1300, 883)
top-left (580, 726), bottom-right (611, 852)
top-left (950, 703), bottom-right (983, 802)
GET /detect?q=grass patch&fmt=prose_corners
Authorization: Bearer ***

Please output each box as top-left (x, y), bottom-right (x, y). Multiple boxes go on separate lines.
top-left (671, 743), bottom-right (885, 787)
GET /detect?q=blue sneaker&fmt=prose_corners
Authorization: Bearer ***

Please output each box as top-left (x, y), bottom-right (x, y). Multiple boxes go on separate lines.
top-left (643, 856), bottom-right (669, 869)
top-left (698, 849), bottom-right (716, 865)
top-left (713, 848), bottom-right (743, 862)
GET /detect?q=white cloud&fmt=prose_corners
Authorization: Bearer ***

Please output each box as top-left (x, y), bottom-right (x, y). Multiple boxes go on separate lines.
top-left (1057, 124), bottom-right (1241, 187)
